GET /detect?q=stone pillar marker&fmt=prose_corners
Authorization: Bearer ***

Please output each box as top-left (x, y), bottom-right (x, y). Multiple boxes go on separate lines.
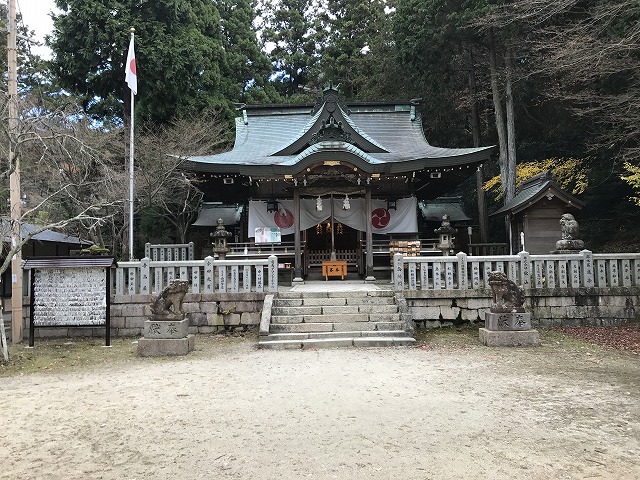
top-left (137, 280), bottom-right (195, 357)
top-left (479, 271), bottom-right (540, 347)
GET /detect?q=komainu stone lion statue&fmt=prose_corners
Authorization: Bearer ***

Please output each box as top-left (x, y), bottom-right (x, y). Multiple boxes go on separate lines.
top-left (488, 271), bottom-right (525, 313)
top-left (150, 280), bottom-right (189, 319)
top-left (560, 213), bottom-right (580, 240)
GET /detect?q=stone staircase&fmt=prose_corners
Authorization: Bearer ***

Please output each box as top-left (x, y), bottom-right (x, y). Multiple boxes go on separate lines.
top-left (258, 289), bottom-right (415, 349)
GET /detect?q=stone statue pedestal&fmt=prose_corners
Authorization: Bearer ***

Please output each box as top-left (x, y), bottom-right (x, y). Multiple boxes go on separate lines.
top-left (479, 312), bottom-right (540, 347)
top-left (552, 239), bottom-right (584, 254)
top-left (138, 316), bottom-right (195, 357)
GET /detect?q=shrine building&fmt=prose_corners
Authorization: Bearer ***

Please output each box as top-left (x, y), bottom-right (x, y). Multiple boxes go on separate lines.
top-left (185, 85), bottom-right (494, 281)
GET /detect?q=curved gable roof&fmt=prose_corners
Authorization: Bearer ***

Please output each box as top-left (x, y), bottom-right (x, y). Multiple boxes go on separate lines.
top-left (272, 103), bottom-right (388, 155)
top-left (184, 90), bottom-right (494, 176)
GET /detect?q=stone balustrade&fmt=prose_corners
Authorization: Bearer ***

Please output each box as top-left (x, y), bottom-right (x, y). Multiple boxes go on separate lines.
top-left (113, 255), bottom-right (278, 295)
top-left (392, 250), bottom-right (640, 291)
top-left (12, 250), bottom-right (640, 341)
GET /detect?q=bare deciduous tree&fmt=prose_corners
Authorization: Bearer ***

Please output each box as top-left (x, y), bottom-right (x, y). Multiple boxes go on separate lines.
top-left (0, 93), bottom-right (127, 274)
top-left (135, 111), bottom-right (228, 245)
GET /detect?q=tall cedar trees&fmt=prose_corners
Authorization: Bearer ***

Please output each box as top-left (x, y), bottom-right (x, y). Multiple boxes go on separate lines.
top-left (50, 0), bottom-right (232, 125)
top-left (317, 0), bottom-right (388, 100)
top-left (258, 0), bottom-right (323, 98)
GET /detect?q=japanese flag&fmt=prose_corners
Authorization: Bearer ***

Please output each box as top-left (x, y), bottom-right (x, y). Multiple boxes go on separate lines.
top-left (125, 36), bottom-right (137, 95)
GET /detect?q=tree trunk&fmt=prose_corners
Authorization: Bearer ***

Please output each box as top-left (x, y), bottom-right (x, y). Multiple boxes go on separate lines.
top-left (467, 45), bottom-right (488, 243)
top-left (488, 29), bottom-right (509, 197)
top-left (488, 29), bottom-right (513, 252)
top-left (505, 45), bottom-right (517, 204)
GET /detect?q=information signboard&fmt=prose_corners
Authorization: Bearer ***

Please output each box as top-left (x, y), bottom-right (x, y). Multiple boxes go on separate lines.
top-left (255, 227), bottom-right (281, 244)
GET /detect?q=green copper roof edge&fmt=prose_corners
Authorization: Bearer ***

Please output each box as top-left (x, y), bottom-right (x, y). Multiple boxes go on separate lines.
top-left (183, 146), bottom-right (493, 176)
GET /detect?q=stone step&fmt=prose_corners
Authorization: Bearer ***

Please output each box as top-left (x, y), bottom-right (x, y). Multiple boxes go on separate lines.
top-left (258, 336), bottom-right (416, 350)
top-left (297, 297), bottom-right (348, 306)
top-left (262, 289), bottom-right (406, 349)
top-left (263, 330), bottom-right (411, 341)
top-left (271, 305), bottom-right (398, 317)
top-left (271, 313), bottom-right (401, 325)
top-left (273, 297), bottom-right (396, 308)
top-left (277, 290), bottom-right (395, 299)
top-left (345, 296), bottom-right (395, 306)
top-left (270, 321), bottom-right (405, 334)
top-left (271, 306), bottom-right (323, 316)
top-left (355, 304), bottom-right (399, 314)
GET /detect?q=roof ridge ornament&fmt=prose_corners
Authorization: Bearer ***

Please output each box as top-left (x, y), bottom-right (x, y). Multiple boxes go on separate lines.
top-left (310, 111), bottom-right (353, 145)
top-left (312, 81), bottom-right (348, 115)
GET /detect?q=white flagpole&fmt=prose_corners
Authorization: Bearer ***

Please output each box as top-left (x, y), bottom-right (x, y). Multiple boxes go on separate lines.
top-left (129, 83), bottom-right (134, 260)
top-left (127, 28), bottom-right (135, 260)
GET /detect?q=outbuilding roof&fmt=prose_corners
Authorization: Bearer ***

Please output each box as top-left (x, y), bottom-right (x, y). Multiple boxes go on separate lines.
top-left (1, 217), bottom-right (92, 246)
top-left (420, 198), bottom-right (471, 222)
top-left (492, 171), bottom-right (585, 216)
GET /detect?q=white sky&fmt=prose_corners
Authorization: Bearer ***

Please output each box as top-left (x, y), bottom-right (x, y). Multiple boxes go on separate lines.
top-left (18, 0), bottom-right (59, 59)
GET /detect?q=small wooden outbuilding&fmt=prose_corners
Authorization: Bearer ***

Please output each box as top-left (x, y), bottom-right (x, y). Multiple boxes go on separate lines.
top-left (492, 171), bottom-right (585, 254)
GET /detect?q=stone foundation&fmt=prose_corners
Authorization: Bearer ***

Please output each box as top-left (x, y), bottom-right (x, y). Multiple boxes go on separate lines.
top-left (143, 318), bottom-right (189, 338)
top-left (137, 335), bottom-right (196, 357)
top-left (479, 311), bottom-right (539, 347)
top-left (484, 312), bottom-right (532, 331)
top-left (10, 286), bottom-right (640, 341)
top-left (479, 328), bottom-right (540, 347)
top-left (406, 287), bottom-right (640, 329)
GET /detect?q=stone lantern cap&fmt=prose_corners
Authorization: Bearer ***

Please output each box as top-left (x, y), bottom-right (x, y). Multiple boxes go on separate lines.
top-left (212, 218), bottom-right (232, 239)
top-left (434, 214), bottom-right (457, 235)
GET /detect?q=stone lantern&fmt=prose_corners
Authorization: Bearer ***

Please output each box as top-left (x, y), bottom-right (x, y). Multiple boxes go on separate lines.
top-left (211, 218), bottom-right (232, 260)
top-left (435, 214), bottom-right (456, 256)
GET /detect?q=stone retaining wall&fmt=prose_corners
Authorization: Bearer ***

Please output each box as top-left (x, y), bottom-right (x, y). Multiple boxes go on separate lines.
top-left (16, 287), bottom-right (640, 340)
top-left (406, 287), bottom-right (640, 328)
top-left (23, 292), bottom-right (266, 340)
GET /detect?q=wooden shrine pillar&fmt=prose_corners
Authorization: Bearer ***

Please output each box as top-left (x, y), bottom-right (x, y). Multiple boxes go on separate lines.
top-left (365, 186), bottom-right (375, 281)
top-left (293, 188), bottom-right (303, 281)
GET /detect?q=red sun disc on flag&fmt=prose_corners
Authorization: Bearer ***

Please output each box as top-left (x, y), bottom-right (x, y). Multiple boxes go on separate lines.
top-left (129, 59), bottom-right (136, 75)
top-left (274, 209), bottom-right (294, 229)
top-left (371, 208), bottom-right (391, 229)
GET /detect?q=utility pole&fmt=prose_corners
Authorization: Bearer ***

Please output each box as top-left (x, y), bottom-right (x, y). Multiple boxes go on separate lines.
top-left (7, 0), bottom-right (23, 344)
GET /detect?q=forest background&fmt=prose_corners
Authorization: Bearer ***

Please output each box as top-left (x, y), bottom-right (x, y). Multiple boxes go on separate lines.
top-left (2, 0), bottom-right (640, 258)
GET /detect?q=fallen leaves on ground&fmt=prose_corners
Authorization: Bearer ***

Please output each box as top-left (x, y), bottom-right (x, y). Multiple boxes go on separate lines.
top-left (553, 323), bottom-right (640, 355)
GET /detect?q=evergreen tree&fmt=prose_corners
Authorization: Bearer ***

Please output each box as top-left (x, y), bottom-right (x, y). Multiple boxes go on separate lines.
top-left (259, 0), bottom-right (322, 98)
top-left (218, 0), bottom-right (277, 103)
top-left (49, 0), bottom-right (232, 125)
top-left (317, 0), bottom-right (387, 99)
top-left (0, 7), bottom-right (50, 94)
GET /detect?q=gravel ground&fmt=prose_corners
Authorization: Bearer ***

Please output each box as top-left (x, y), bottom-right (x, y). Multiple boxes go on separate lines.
top-left (1, 332), bottom-right (639, 480)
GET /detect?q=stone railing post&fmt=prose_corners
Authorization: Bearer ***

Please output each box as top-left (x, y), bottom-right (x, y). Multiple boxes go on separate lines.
top-left (268, 255), bottom-right (278, 292)
top-left (140, 257), bottom-right (150, 295)
top-left (127, 263), bottom-right (138, 295)
top-left (519, 251), bottom-right (531, 290)
top-left (115, 266), bottom-right (125, 295)
top-left (393, 253), bottom-right (404, 291)
top-left (204, 256), bottom-right (214, 293)
top-left (191, 262), bottom-right (201, 294)
top-left (580, 250), bottom-right (594, 288)
top-left (456, 252), bottom-right (468, 290)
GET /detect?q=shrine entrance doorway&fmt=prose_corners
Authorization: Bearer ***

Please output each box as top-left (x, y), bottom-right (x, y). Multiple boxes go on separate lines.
top-left (305, 223), bottom-right (362, 277)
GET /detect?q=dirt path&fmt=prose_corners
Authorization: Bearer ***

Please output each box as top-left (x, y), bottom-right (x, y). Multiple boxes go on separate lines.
top-left (1, 334), bottom-right (639, 480)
